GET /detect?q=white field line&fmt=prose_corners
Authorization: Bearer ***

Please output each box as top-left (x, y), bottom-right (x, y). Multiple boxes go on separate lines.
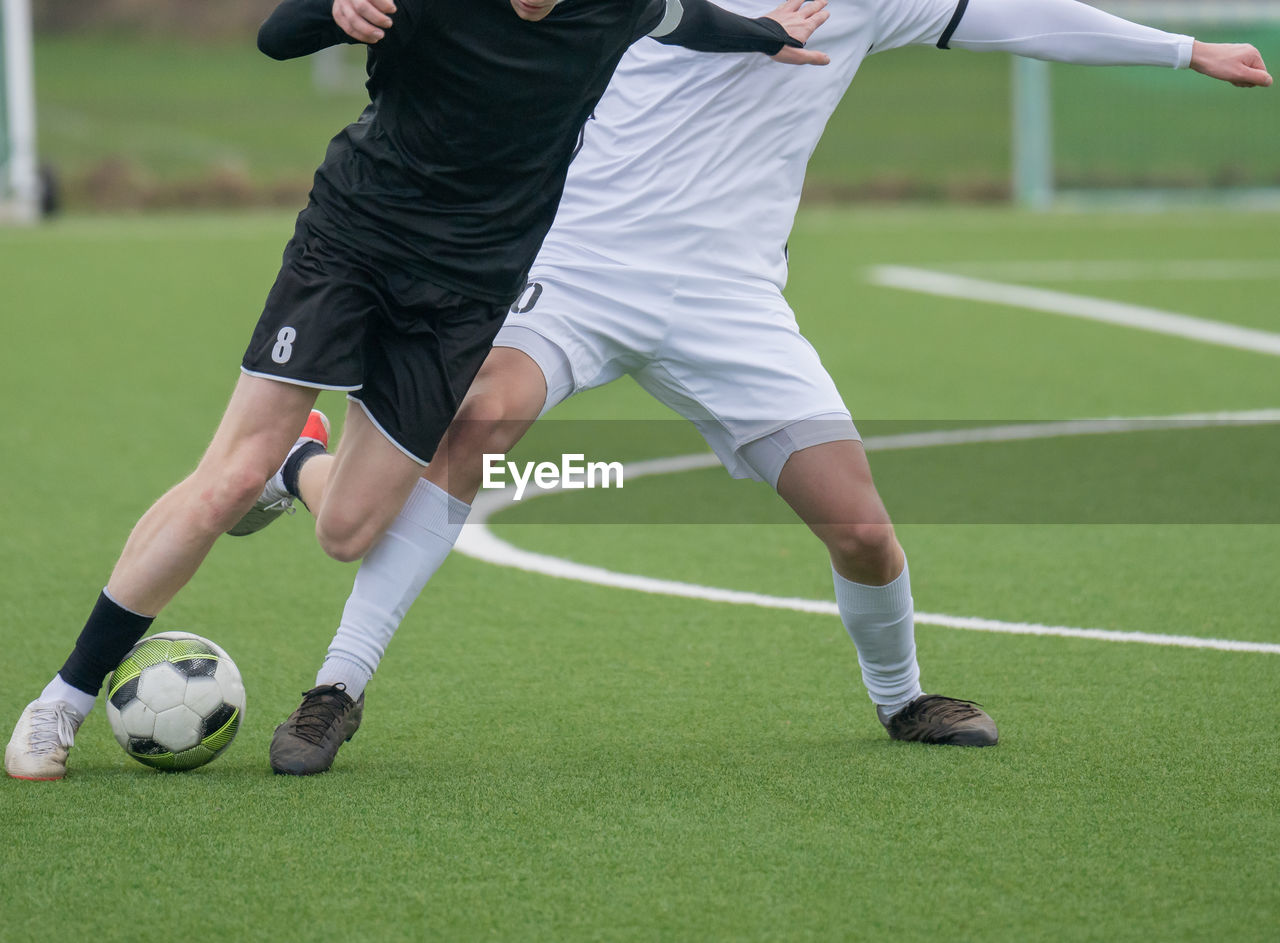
top-left (867, 265), bottom-right (1280, 357)
top-left (455, 411), bottom-right (1280, 656)
top-left (932, 260), bottom-right (1280, 282)
top-left (856, 409), bottom-right (1280, 452)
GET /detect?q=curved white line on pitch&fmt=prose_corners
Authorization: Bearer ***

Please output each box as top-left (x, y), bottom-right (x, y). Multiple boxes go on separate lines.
top-left (868, 265), bottom-right (1280, 357)
top-left (930, 259), bottom-right (1280, 283)
top-left (454, 411), bottom-right (1280, 656)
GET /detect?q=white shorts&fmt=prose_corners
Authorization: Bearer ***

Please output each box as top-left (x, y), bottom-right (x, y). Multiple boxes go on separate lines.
top-left (495, 260), bottom-right (858, 486)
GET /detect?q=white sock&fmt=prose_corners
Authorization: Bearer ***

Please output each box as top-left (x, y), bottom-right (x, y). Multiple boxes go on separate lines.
top-left (316, 479), bottom-right (470, 700)
top-left (831, 559), bottom-right (924, 716)
top-left (41, 675), bottom-right (97, 719)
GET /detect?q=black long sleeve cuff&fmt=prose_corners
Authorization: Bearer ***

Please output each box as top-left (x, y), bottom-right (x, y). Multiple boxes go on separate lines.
top-left (258, 0), bottom-right (357, 61)
top-left (655, 0), bottom-right (800, 55)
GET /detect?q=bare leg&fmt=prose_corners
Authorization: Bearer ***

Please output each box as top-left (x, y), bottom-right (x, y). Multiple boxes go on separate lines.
top-left (270, 347), bottom-right (553, 774)
top-left (306, 402), bottom-right (441, 563)
top-left (774, 438), bottom-right (997, 744)
top-left (424, 346), bottom-right (550, 502)
top-left (775, 439), bottom-right (904, 585)
top-left (5, 374), bottom-right (320, 780)
top-left (775, 438), bottom-right (922, 715)
top-left (291, 346), bottom-right (551, 520)
top-left (285, 347), bottom-right (550, 562)
top-left (106, 373), bottom-right (318, 615)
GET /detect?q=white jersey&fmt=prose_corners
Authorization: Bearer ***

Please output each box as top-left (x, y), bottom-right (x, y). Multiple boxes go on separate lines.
top-left (536, 0), bottom-right (1191, 289)
top-left (509, 0), bottom-right (1192, 478)
top-left (536, 0), bottom-right (966, 288)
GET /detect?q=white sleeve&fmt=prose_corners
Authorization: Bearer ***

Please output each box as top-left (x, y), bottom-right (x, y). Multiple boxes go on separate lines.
top-left (946, 0), bottom-right (1194, 69)
top-left (873, 0), bottom-right (971, 54)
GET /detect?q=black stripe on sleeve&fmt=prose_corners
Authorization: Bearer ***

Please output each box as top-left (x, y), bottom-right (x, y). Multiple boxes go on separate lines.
top-left (936, 0), bottom-right (970, 50)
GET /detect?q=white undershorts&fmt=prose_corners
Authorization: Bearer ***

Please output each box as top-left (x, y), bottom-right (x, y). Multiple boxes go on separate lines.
top-left (495, 260), bottom-right (858, 486)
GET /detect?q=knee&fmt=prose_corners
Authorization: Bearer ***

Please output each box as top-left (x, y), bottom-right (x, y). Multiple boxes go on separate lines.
top-left (444, 392), bottom-right (526, 460)
top-left (314, 512), bottom-right (381, 563)
top-left (189, 462), bottom-right (272, 534)
top-left (824, 523), bottom-right (901, 583)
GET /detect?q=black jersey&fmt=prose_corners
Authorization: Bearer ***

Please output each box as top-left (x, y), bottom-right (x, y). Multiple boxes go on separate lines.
top-left (259, 0), bottom-right (794, 305)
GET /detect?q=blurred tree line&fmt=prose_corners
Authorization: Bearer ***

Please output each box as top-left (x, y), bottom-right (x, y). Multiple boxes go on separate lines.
top-left (36, 0), bottom-right (275, 37)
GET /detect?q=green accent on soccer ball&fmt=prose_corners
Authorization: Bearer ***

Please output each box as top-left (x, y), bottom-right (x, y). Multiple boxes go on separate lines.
top-left (107, 638), bottom-right (180, 698)
top-left (202, 708), bottom-right (240, 753)
top-left (107, 636), bottom-right (220, 699)
top-left (129, 743), bottom-right (216, 772)
top-left (169, 637), bottom-right (212, 657)
top-left (169, 745), bottom-right (215, 771)
top-left (128, 746), bottom-right (177, 770)
top-left (167, 637), bottom-right (217, 666)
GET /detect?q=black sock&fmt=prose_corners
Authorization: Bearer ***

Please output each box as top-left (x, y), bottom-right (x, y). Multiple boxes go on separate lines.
top-left (282, 440), bottom-right (326, 503)
top-left (58, 591), bottom-right (155, 695)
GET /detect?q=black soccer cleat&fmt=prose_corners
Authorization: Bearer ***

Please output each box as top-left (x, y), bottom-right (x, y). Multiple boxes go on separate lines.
top-left (878, 694), bottom-right (998, 747)
top-left (270, 683), bottom-right (364, 775)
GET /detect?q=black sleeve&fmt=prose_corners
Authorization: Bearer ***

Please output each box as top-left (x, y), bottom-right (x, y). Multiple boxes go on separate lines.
top-left (258, 0), bottom-right (358, 61)
top-left (649, 0), bottom-right (802, 55)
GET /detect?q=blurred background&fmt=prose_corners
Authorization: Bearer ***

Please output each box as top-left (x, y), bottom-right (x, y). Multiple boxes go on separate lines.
top-left (2, 0), bottom-right (1279, 218)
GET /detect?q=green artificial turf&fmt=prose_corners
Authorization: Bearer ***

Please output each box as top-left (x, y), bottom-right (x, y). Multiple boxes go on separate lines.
top-left (1, 208), bottom-right (1277, 941)
top-left (33, 36), bottom-right (367, 187)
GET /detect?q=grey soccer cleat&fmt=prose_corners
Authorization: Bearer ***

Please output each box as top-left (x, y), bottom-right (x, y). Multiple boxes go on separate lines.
top-left (227, 409), bottom-right (329, 537)
top-left (270, 683), bottom-right (364, 775)
top-left (5, 700), bottom-right (86, 780)
top-left (878, 694), bottom-right (998, 747)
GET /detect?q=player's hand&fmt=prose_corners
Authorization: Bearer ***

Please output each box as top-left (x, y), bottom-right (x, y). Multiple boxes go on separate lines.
top-left (766, 0), bottom-right (831, 66)
top-left (333, 0), bottom-right (397, 44)
top-left (1190, 41), bottom-right (1272, 88)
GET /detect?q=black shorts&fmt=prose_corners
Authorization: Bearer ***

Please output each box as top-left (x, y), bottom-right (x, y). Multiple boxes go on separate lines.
top-left (242, 220), bottom-right (509, 463)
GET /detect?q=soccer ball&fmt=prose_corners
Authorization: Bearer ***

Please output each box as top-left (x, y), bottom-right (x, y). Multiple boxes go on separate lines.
top-left (105, 631), bottom-right (246, 771)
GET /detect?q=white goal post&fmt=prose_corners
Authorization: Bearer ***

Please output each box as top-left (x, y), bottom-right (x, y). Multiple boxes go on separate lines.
top-left (1013, 1), bottom-right (1280, 209)
top-left (0, 0), bottom-right (38, 223)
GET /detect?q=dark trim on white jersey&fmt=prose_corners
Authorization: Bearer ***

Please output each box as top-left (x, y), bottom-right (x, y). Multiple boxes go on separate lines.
top-left (650, 0), bottom-right (684, 37)
top-left (936, 0), bottom-right (970, 49)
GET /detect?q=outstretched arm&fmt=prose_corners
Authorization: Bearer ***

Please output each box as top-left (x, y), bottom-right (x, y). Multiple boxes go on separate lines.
top-left (328, 0), bottom-right (830, 65)
top-left (258, 0), bottom-right (358, 60)
top-left (945, 0), bottom-right (1270, 87)
top-left (649, 0), bottom-right (831, 66)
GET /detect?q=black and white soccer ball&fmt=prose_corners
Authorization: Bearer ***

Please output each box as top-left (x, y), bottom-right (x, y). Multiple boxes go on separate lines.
top-left (105, 631), bottom-right (246, 771)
